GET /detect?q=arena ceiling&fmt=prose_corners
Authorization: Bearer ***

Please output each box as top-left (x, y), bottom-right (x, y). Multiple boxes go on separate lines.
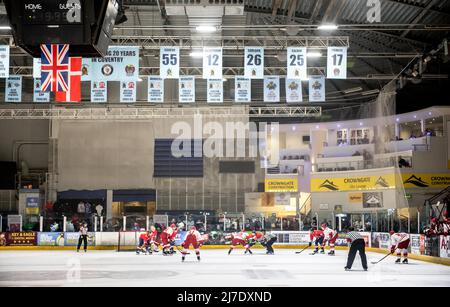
top-left (0, 0), bottom-right (449, 114)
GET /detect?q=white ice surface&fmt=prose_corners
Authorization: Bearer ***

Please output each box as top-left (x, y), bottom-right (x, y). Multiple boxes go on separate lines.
top-left (0, 249), bottom-right (449, 287)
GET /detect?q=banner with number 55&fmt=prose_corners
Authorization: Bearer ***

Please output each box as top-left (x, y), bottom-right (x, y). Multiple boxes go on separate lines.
top-left (327, 47), bottom-right (347, 79)
top-left (160, 47), bottom-right (180, 79)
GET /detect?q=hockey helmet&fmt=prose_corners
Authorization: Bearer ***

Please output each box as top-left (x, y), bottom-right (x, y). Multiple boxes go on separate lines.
top-left (389, 230), bottom-right (395, 236)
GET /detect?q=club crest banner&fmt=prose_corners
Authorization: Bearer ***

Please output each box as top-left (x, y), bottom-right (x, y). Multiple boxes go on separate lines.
top-left (84, 46), bottom-right (139, 81)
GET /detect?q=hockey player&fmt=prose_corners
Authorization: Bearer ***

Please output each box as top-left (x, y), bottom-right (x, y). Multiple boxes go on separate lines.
top-left (244, 231), bottom-right (264, 254)
top-left (260, 232), bottom-right (277, 255)
top-left (149, 226), bottom-right (160, 253)
top-left (136, 231), bottom-right (151, 255)
top-left (389, 231), bottom-right (410, 264)
top-left (309, 227), bottom-right (325, 254)
top-left (161, 224), bottom-right (177, 255)
top-left (227, 231), bottom-right (253, 255)
top-left (321, 223), bottom-right (338, 256)
top-left (181, 226), bottom-right (204, 262)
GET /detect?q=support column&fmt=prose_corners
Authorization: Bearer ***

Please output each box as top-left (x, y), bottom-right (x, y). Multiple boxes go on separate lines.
top-left (310, 129), bottom-right (328, 172)
top-left (420, 119), bottom-right (425, 134)
top-left (106, 190), bottom-right (113, 221)
top-left (395, 123), bottom-right (400, 139)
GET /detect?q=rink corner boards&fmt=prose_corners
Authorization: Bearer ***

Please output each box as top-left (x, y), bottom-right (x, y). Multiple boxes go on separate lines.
top-left (1, 245), bottom-right (450, 266)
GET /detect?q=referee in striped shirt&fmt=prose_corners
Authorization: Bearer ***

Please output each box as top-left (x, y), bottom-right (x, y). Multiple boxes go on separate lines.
top-left (345, 227), bottom-right (368, 271)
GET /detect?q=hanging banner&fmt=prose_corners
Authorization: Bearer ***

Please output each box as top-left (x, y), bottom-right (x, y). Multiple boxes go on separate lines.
top-left (179, 76), bottom-right (195, 103)
top-left (234, 77), bottom-right (251, 103)
top-left (120, 81), bottom-right (137, 103)
top-left (5, 75), bottom-right (22, 102)
top-left (287, 47), bottom-right (307, 80)
top-left (311, 174), bottom-right (396, 192)
top-left (244, 47), bottom-right (264, 79)
top-left (81, 58), bottom-right (92, 81)
top-left (33, 58), bottom-right (41, 79)
top-left (33, 79), bottom-right (50, 103)
top-left (203, 47), bottom-right (222, 79)
top-left (285, 79), bottom-right (303, 103)
top-left (263, 76), bottom-right (280, 103)
top-left (309, 75), bottom-right (325, 102)
top-left (327, 47), bottom-right (347, 79)
top-left (148, 76), bottom-right (164, 103)
top-left (265, 178), bottom-right (298, 193)
top-left (87, 46), bottom-right (139, 81)
top-left (207, 79), bottom-right (223, 103)
top-left (26, 197), bottom-right (39, 215)
top-left (91, 80), bottom-right (108, 103)
top-left (0, 45), bottom-right (10, 78)
top-left (160, 47), bottom-right (180, 79)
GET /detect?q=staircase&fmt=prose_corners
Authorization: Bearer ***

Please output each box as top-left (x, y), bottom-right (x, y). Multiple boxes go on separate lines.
top-left (424, 186), bottom-right (450, 221)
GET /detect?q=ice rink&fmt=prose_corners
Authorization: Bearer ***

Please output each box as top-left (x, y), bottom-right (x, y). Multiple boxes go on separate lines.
top-left (0, 249), bottom-right (449, 287)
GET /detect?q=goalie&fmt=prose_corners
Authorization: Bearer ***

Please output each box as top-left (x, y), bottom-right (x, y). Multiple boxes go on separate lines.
top-left (181, 226), bottom-right (206, 262)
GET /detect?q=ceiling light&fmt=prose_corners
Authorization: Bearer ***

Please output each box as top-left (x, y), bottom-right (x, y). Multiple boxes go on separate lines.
top-left (317, 24), bottom-right (338, 31)
top-left (0, 26), bottom-right (11, 30)
top-left (196, 25), bottom-right (216, 33)
top-left (343, 87), bottom-right (363, 94)
top-left (307, 52), bottom-right (322, 58)
top-left (189, 51), bottom-right (203, 58)
top-left (361, 89), bottom-right (380, 96)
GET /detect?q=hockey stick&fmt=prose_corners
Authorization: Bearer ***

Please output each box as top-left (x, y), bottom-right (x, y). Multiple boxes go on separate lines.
top-left (371, 252), bottom-right (392, 264)
top-left (295, 245), bottom-right (310, 254)
top-left (174, 245), bottom-right (190, 255)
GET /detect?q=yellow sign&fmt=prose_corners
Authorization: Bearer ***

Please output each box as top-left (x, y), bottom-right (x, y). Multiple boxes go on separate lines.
top-left (348, 193), bottom-right (363, 203)
top-left (402, 173), bottom-right (450, 189)
top-left (265, 178), bottom-right (298, 192)
top-left (311, 174), bottom-right (396, 192)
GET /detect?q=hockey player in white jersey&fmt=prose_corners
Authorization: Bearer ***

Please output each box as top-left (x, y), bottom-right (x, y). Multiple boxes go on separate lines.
top-left (389, 231), bottom-right (410, 264)
top-left (321, 223), bottom-right (338, 256)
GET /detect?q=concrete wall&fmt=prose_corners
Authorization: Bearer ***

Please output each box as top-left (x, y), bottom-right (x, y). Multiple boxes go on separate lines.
top-left (57, 120), bottom-right (155, 190)
top-left (53, 111), bottom-right (263, 213)
top-left (0, 120), bottom-right (49, 170)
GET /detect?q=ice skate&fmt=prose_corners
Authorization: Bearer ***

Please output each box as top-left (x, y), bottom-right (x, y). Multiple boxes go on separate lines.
top-left (402, 258), bottom-right (408, 264)
top-left (395, 258), bottom-right (401, 264)
top-left (328, 250), bottom-right (335, 256)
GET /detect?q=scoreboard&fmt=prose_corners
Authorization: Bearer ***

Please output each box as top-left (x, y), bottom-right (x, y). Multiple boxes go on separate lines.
top-left (5, 0), bottom-right (118, 57)
top-left (22, 0), bottom-right (84, 25)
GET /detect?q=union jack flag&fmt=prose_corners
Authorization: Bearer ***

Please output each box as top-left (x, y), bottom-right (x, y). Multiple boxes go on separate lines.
top-left (40, 44), bottom-right (69, 92)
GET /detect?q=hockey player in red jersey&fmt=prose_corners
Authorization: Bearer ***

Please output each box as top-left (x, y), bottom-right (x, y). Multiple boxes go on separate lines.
top-left (227, 231), bottom-right (253, 255)
top-left (309, 227), bottom-right (325, 255)
top-left (181, 226), bottom-right (205, 262)
top-left (136, 231), bottom-right (151, 255)
top-left (321, 223), bottom-right (338, 256)
top-left (149, 225), bottom-right (159, 253)
top-left (161, 224), bottom-right (177, 255)
top-left (390, 231), bottom-right (410, 264)
top-left (244, 231), bottom-right (264, 254)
